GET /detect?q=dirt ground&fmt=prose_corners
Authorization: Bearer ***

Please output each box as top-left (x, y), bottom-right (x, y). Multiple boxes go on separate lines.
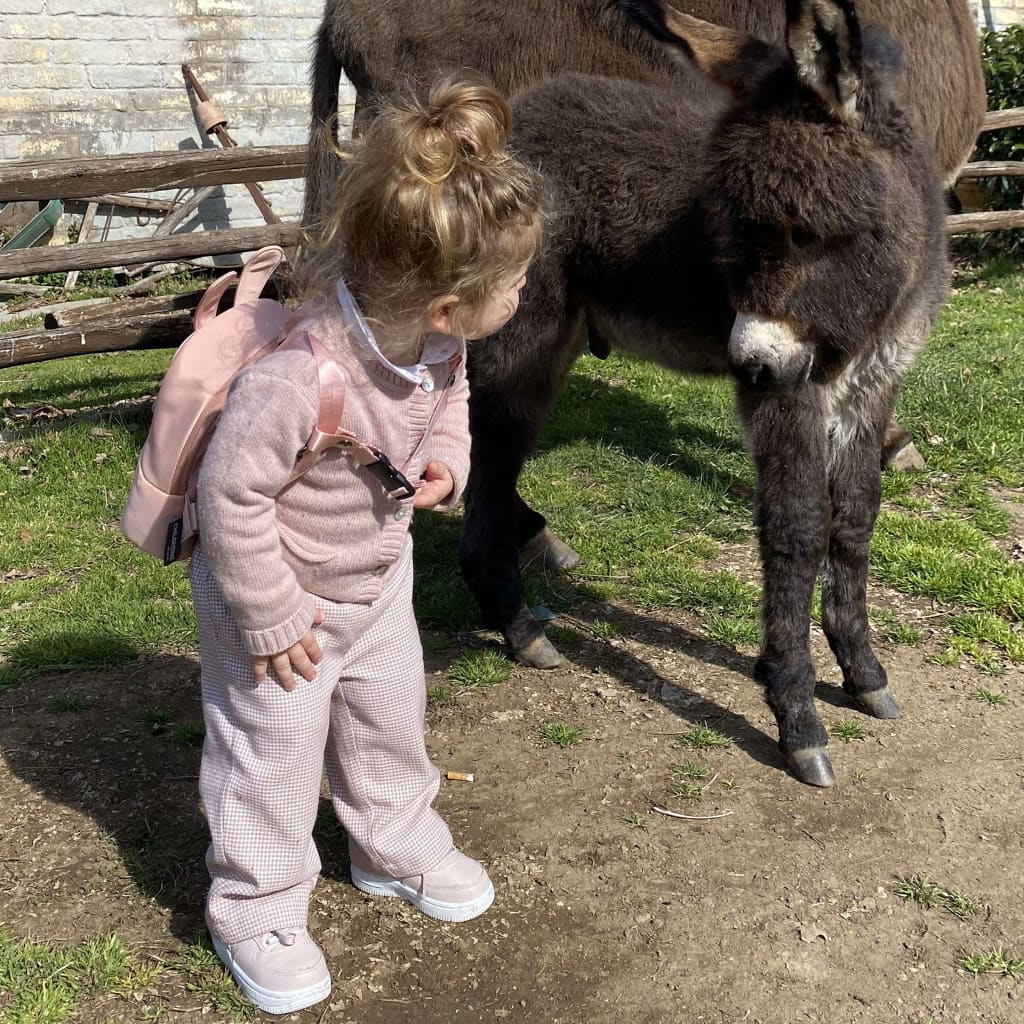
top-left (1, 577), bottom-right (1022, 1024)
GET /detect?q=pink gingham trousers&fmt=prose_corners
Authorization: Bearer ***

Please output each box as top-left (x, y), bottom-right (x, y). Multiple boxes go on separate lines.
top-left (190, 540), bottom-right (454, 944)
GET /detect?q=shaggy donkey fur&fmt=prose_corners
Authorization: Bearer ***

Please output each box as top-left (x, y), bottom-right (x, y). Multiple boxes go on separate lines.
top-left (453, 0), bottom-right (950, 786)
top-left (303, 0), bottom-right (984, 229)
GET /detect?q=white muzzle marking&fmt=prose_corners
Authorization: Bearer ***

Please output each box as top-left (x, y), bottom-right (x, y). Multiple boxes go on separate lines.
top-left (729, 313), bottom-right (810, 381)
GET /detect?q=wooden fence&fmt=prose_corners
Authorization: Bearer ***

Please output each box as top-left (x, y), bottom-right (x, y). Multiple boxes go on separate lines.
top-left (1, 108), bottom-right (1023, 369)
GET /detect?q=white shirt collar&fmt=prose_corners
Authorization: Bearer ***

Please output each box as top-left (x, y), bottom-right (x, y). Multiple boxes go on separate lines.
top-left (336, 277), bottom-right (461, 384)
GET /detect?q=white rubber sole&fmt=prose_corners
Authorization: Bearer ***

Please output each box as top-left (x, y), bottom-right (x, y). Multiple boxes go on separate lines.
top-left (350, 865), bottom-right (495, 922)
top-left (211, 936), bottom-right (331, 1015)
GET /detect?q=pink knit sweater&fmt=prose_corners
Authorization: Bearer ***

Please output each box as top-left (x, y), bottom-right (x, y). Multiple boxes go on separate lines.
top-left (195, 298), bottom-right (470, 656)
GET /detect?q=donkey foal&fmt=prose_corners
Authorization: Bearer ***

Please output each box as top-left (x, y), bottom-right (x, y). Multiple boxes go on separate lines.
top-left (458, 0), bottom-right (951, 786)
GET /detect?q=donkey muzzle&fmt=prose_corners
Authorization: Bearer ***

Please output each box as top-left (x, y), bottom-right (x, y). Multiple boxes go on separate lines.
top-left (728, 313), bottom-right (813, 389)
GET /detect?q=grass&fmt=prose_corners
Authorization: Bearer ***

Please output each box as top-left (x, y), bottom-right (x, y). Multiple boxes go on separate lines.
top-left (539, 721), bottom-right (584, 748)
top-left (833, 719), bottom-right (867, 743)
top-left (894, 874), bottom-right (984, 918)
top-left (142, 706), bottom-right (173, 731)
top-left (0, 929), bottom-right (165, 1023)
top-left (448, 649), bottom-right (513, 689)
top-left (48, 692), bottom-right (88, 713)
top-left (169, 938), bottom-right (256, 1018)
top-left (971, 688), bottom-right (1008, 706)
top-left (677, 722), bottom-right (731, 751)
top-left (426, 682), bottom-right (456, 706)
top-left (4, 257), bottom-right (1024, 690)
top-left (173, 721), bottom-right (205, 747)
top-left (703, 612), bottom-right (760, 648)
top-left (886, 623), bottom-right (924, 646)
top-left (957, 948), bottom-right (1024, 977)
top-left (623, 812), bottom-right (651, 830)
top-left (669, 761), bottom-right (711, 781)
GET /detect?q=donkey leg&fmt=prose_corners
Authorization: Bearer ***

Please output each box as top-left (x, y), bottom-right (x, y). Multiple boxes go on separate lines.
top-left (823, 424), bottom-right (901, 719)
top-left (740, 385), bottom-right (833, 786)
top-left (460, 400), bottom-right (565, 670)
top-left (517, 494), bottom-right (582, 571)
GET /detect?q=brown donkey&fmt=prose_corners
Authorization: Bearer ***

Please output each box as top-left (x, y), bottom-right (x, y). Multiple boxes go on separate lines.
top-left (304, 0), bottom-right (984, 231)
top-left (303, 0), bottom-right (981, 499)
top-left (465, 1), bottom-right (948, 786)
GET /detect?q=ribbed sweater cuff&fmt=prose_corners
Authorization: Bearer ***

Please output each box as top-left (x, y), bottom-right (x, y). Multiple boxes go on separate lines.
top-left (240, 595), bottom-right (317, 656)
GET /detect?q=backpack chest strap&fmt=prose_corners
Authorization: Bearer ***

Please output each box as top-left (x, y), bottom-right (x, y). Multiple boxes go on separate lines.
top-left (282, 331), bottom-right (417, 499)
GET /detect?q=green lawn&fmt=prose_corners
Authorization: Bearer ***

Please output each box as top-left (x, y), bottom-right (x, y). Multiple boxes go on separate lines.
top-left (2, 254), bottom-right (1023, 689)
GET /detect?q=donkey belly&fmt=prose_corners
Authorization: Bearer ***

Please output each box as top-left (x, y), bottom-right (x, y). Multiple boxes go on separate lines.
top-left (586, 305), bottom-right (730, 376)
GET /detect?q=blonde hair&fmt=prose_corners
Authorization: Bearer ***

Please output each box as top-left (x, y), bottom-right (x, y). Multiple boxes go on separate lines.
top-left (299, 75), bottom-right (546, 361)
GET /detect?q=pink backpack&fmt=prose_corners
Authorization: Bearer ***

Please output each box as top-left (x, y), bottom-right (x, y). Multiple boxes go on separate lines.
top-left (119, 245), bottom-right (416, 564)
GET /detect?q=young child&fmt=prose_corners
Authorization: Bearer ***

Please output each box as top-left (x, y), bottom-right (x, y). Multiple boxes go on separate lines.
top-left (190, 77), bottom-right (544, 1015)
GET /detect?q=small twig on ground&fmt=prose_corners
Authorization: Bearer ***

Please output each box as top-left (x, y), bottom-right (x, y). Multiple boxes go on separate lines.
top-left (110, 266), bottom-right (191, 297)
top-left (802, 829), bottom-right (826, 850)
top-left (651, 805), bottom-right (733, 820)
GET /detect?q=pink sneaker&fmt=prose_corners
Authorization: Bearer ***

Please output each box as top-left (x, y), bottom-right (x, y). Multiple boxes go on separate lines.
top-left (210, 927), bottom-right (331, 1015)
top-left (349, 846), bottom-right (495, 922)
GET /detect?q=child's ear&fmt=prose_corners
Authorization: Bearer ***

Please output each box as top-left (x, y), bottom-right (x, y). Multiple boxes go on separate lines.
top-left (426, 294), bottom-right (461, 336)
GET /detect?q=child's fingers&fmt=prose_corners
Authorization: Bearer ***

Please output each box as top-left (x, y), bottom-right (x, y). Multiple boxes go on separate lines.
top-left (253, 656), bottom-right (269, 684)
top-left (270, 652), bottom-right (297, 692)
top-left (289, 643), bottom-right (319, 682)
top-left (299, 630), bottom-right (323, 666)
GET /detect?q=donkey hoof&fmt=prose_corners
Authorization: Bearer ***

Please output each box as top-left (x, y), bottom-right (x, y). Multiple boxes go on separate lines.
top-left (784, 746), bottom-right (835, 788)
top-left (882, 426), bottom-right (925, 472)
top-left (519, 526), bottom-right (582, 571)
top-left (515, 634), bottom-right (565, 670)
top-left (853, 687), bottom-right (902, 720)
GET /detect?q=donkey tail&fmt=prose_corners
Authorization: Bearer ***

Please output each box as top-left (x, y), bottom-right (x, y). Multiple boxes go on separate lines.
top-left (304, 22), bottom-right (346, 232)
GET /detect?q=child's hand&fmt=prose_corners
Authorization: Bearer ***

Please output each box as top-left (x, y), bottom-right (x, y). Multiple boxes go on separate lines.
top-left (253, 609), bottom-right (325, 692)
top-left (413, 460), bottom-right (455, 509)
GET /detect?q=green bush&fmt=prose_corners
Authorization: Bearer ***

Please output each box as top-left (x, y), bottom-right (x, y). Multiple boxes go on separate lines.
top-left (973, 25), bottom-right (1024, 212)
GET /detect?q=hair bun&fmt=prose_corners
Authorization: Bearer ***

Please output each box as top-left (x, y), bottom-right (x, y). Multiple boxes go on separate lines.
top-left (396, 77), bottom-right (513, 184)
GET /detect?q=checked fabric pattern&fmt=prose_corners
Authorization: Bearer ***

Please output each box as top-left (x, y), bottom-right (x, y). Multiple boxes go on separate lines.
top-left (191, 540), bottom-right (454, 943)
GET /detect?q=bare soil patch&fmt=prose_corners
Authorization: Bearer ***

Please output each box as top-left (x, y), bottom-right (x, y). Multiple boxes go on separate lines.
top-left (1, 591), bottom-right (1022, 1023)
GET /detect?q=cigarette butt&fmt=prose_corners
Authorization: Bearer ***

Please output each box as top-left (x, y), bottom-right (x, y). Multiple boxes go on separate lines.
top-left (444, 770), bottom-right (475, 783)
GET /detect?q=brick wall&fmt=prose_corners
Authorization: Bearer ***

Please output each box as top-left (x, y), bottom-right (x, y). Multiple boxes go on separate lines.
top-left (970, 0), bottom-right (1024, 30)
top-left (0, 0), bottom-right (356, 246)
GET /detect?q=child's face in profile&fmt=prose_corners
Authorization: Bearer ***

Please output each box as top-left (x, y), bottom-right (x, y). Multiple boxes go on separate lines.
top-left (460, 267), bottom-right (530, 340)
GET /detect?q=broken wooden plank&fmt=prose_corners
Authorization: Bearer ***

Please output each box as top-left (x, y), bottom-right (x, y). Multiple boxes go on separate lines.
top-left (0, 281), bottom-right (50, 299)
top-left (1, 296), bottom-right (112, 326)
top-left (0, 223), bottom-right (299, 280)
top-left (1, 307), bottom-right (194, 367)
top-left (946, 209), bottom-right (1024, 234)
top-left (957, 160), bottom-right (1024, 179)
top-left (64, 200), bottom-right (99, 291)
top-left (980, 107), bottom-right (1024, 133)
top-left (0, 145), bottom-right (310, 202)
top-left (43, 290), bottom-right (204, 329)
top-left (110, 266), bottom-right (197, 297)
top-left (80, 193), bottom-right (178, 212)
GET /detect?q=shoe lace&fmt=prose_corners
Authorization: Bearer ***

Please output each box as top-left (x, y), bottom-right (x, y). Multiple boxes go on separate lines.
top-left (263, 929), bottom-right (300, 948)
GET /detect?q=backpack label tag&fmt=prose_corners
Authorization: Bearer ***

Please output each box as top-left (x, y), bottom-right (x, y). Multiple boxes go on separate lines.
top-left (163, 515), bottom-right (184, 565)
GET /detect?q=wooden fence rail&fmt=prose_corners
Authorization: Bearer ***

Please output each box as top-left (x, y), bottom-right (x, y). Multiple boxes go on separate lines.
top-left (2, 107), bottom-right (1024, 370)
top-left (0, 223), bottom-right (298, 281)
top-left (0, 145), bottom-right (308, 202)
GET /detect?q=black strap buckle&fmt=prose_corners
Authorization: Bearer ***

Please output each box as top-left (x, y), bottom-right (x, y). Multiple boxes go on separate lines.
top-left (365, 451), bottom-right (417, 499)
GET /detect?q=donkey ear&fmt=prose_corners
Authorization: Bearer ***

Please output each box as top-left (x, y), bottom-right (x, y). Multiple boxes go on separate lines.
top-left (785, 0), bottom-right (863, 123)
top-left (620, 0), bottom-right (777, 93)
